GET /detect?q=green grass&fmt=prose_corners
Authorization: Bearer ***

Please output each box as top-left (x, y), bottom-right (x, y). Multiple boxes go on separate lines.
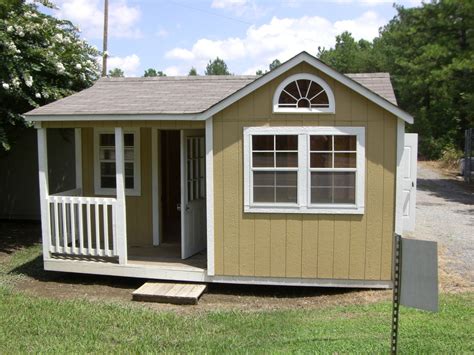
top-left (0, 245), bottom-right (473, 353)
top-left (0, 287), bottom-right (472, 353)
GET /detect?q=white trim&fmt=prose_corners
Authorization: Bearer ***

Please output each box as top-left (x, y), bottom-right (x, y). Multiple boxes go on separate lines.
top-left (74, 128), bottom-right (82, 190)
top-left (93, 127), bottom-right (141, 196)
top-left (25, 53), bottom-right (413, 124)
top-left (43, 259), bottom-right (391, 289)
top-left (37, 128), bottom-right (51, 260)
top-left (272, 73), bottom-right (335, 114)
top-left (243, 126), bottom-right (365, 214)
top-left (115, 127), bottom-right (128, 265)
top-left (395, 119), bottom-right (405, 235)
top-left (151, 128), bottom-right (160, 246)
top-left (205, 117), bottom-right (215, 275)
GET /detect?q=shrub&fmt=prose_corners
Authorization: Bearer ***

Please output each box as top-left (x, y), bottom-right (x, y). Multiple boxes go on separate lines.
top-left (439, 143), bottom-right (463, 170)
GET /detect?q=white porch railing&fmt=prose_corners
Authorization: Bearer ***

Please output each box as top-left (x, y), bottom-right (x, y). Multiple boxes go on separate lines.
top-left (47, 195), bottom-right (119, 258)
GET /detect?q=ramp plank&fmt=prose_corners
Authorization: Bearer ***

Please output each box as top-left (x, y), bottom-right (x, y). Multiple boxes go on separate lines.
top-left (133, 282), bottom-right (207, 305)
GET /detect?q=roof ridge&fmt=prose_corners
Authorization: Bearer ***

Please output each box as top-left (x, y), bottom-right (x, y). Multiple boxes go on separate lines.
top-left (100, 75), bottom-right (259, 82)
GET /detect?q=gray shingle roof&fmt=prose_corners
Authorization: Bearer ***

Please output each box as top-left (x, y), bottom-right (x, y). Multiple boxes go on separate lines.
top-left (26, 72), bottom-right (397, 116)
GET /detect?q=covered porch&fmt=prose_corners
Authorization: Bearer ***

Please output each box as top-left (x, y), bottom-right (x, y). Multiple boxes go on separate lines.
top-left (36, 123), bottom-right (210, 281)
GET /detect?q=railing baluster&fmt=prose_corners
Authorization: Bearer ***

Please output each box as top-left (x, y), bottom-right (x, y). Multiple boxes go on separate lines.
top-left (78, 201), bottom-right (84, 255)
top-left (53, 199), bottom-right (60, 253)
top-left (112, 201), bottom-right (117, 256)
top-left (86, 200), bottom-right (92, 256)
top-left (94, 199), bottom-right (101, 256)
top-left (71, 199), bottom-right (76, 253)
top-left (61, 198), bottom-right (68, 253)
top-left (103, 202), bottom-right (110, 257)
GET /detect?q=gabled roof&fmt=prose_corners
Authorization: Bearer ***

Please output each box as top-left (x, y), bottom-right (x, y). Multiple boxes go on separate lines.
top-left (25, 51), bottom-right (412, 123)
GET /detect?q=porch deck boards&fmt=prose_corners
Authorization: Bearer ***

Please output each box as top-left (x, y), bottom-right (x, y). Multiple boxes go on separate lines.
top-left (132, 282), bottom-right (207, 305)
top-left (127, 243), bottom-right (207, 271)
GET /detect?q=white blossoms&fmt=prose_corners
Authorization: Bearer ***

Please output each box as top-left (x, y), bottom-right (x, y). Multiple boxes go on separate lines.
top-left (12, 78), bottom-right (20, 88)
top-left (7, 26), bottom-right (14, 33)
top-left (24, 75), bottom-right (33, 88)
top-left (2, 83), bottom-right (9, 90)
top-left (35, 93), bottom-right (41, 99)
top-left (56, 62), bottom-right (65, 73)
top-left (75, 63), bottom-right (82, 70)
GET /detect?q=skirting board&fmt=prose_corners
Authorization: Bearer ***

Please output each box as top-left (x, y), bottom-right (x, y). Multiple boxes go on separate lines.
top-left (44, 259), bottom-right (392, 289)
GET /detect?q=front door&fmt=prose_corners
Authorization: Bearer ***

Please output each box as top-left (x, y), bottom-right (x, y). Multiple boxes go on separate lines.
top-left (402, 133), bottom-right (418, 232)
top-left (180, 130), bottom-right (207, 259)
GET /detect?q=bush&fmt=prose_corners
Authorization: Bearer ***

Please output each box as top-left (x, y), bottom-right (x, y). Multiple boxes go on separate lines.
top-left (439, 143), bottom-right (463, 170)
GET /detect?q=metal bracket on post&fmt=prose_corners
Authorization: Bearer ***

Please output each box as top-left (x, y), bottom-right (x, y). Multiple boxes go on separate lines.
top-left (391, 233), bottom-right (402, 354)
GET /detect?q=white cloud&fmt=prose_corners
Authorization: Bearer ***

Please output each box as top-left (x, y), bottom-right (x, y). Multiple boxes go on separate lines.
top-left (165, 11), bottom-right (386, 74)
top-left (54, 0), bottom-right (141, 39)
top-left (164, 66), bottom-right (183, 76)
top-left (156, 28), bottom-right (169, 38)
top-left (211, 0), bottom-right (263, 18)
top-left (107, 54), bottom-right (140, 76)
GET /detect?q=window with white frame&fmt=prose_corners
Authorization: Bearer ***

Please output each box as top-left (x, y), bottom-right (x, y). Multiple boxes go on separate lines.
top-left (94, 129), bottom-right (141, 196)
top-left (243, 127), bottom-right (365, 214)
top-left (273, 73), bottom-right (335, 114)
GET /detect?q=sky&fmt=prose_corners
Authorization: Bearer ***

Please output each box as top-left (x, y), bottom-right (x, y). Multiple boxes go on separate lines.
top-left (43, 0), bottom-right (423, 76)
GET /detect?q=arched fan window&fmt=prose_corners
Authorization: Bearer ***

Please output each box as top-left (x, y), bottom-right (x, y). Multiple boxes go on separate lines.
top-left (273, 73), bottom-right (335, 113)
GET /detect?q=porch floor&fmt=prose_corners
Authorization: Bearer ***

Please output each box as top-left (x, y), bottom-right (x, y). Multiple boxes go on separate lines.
top-left (127, 243), bottom-right (207, 271)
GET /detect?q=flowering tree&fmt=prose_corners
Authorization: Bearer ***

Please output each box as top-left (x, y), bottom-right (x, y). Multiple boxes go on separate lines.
top-left (0, 0), bottom-right (100, 150)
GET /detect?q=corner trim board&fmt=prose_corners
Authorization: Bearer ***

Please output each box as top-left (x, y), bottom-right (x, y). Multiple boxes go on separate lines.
top-left (205, 117), bottom-right (215, 275)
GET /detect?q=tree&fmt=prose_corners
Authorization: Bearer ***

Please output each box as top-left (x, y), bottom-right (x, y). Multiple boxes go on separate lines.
top-left (143, 68), bottom-right (166, 77)
top-left (269, 59), bottom-right (281, 71)
top-left (255, 69), bottom-right (263, 75)
top-left (108, 68), bottom-right (124, 77)
top-left (188, 67), bottom-right (198, 76)
top-left (205, 57), bottom-right (231, 75)
top-left (0, 0), bottom-right (99, 150)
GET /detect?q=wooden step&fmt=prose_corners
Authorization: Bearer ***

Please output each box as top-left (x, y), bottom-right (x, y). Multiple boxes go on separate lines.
top-left (132, 282), bottom-right (207, 305)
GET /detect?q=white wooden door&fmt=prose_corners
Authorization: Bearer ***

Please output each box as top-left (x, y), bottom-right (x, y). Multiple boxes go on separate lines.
top-left (402, 133), bottom-right (418, 232)
top-left (180, 130), bottom-right (207, 259)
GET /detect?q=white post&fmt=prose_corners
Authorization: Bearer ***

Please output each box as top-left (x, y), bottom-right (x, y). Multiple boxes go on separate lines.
top-left (151, 128), bottom-right (160, 246)
top-left (205, 118), bottom-right (215, 275)
top-left (115, 127), bottom-right (128, 264)
top-left (37, 127), bottom-right (51, 260)
top-left (74, 128), bottom-right (82, 192)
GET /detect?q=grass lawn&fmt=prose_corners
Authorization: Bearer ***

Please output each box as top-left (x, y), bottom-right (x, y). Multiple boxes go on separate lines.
top-left (0, 243), bottom-right (473, 353)
top-left (0, 287), bottom-right (472, 353)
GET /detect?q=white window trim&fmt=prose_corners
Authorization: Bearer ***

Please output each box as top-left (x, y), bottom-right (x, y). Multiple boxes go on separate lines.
top-left (272, 73), bottom-right (335, 114)
top-left (243, 126), bottom-right (365, 214)
top-left (93, 127), bottom-right (141, 196)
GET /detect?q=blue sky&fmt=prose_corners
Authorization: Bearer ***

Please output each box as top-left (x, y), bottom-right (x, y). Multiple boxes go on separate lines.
top-left (47, 0), bottom-right (422, 76)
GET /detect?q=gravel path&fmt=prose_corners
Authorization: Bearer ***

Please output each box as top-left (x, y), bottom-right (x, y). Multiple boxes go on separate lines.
top-left (412, 163), bottom-right (473, 285)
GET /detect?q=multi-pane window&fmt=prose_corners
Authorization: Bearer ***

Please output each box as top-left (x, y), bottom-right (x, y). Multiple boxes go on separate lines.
top-left (310, 135), bottom-right (356, 204)
top-left (273, 73), bottom-right (335, 114)
top-left (94, 129), bottom-right (140, 196)
top-left (244, 127), bottom-right (365, 214)
top-left (252, 135), bottom-right (298, 204)
top-left (187, 136), bottom-right (205, 201)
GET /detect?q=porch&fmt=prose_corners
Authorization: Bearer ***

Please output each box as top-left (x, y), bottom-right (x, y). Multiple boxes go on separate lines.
top-left (36, 124), bottom-right (210, 280)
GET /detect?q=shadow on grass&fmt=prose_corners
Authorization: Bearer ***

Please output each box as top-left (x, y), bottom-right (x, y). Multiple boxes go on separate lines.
top-left (0, 220), bottom-right (41, 255)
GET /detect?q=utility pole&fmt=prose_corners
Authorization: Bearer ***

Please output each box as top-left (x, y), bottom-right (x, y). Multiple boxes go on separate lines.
top-left (101, 0), bottom-right (109, 77)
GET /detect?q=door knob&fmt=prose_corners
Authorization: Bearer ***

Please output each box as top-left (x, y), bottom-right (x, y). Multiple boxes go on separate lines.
top-left (177, 203), bottom-right (181, 211)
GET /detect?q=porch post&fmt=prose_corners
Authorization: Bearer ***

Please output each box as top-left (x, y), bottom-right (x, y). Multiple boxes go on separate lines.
top-left (37, 127), bottom-right (51, 260)
top-left (115, 127), bottom-right (128, 264)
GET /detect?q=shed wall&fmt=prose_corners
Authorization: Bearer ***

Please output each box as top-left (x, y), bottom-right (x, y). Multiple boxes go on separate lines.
top-left (213, 62), bottom-right (397, 281)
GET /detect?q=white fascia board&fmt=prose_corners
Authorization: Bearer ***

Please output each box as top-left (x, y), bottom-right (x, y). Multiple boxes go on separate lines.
top-left (25, 113), bottom-right (201, 122)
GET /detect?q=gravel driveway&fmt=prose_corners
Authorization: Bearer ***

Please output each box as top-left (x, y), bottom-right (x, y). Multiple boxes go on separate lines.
top-left (412, 163), bottom-right (473, 285)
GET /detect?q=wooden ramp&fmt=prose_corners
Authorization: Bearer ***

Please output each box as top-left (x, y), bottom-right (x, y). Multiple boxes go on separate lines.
top-left (132, 282), bottom-right (207, 305)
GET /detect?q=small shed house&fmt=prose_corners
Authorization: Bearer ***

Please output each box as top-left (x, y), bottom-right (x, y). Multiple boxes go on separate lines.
top-left (25, 52), bottom-right (417, 288)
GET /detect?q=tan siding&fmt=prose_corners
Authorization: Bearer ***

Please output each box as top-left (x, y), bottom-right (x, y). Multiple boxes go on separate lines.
top-left (213, 62), bottom-right (398, 281)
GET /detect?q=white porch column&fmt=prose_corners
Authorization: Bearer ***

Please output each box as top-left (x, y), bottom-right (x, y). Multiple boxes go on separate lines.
top-left (115, 127), bottom-right (128, 264)
top-left (37, 127), bottom-right (51, 260)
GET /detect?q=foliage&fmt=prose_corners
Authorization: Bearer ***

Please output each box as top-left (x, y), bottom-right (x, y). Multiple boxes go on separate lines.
top-left (255, 69), bottom-right (263, 75)
top-left (317, 1), bottom-right (474, 159)
top-left (188, 67), bottom-right (198, 76)
top-left (205, 57), bottom-right (231, 75)
top-left (440, 143), bottom-right (463, 170)
top-left (0, 0), bottom-right (100, 151)
top-left (108, 68), bottom-right (124, 77)
top-left (143, 68), bottom-right (165, 77)
top-left (269, 59), bottom-right (281, 71)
